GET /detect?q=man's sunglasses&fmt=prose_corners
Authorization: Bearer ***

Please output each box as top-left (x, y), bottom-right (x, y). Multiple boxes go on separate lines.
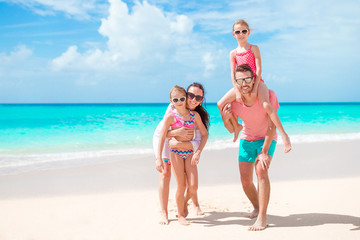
top-left (187, 92), bottom-right (203, 101)
top-left (235, 77), bottom-right (253, 85)
top-left (234, 29), bottom-right (248, 35)
top-left (171, 96), bottom-right (186, 103)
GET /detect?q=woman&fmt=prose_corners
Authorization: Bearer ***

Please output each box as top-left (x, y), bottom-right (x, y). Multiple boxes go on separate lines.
top-left (153, 82), bottom-right (210, 225)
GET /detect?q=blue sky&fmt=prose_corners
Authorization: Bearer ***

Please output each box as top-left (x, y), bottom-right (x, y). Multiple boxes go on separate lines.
top-left (1, 0), bottom-right (359, 103)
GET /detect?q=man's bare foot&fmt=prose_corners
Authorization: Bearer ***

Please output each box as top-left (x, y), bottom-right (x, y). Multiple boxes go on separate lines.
top-left (233, 124), bottom-right (243, 142)
top-left (159, 212), bottom-right (169, 225)
top-left (178, 215), bottom-right (190, 226)
top-left (194, 206), bottom-right (204, 216)
top-left (246, 209), bottom-right (259, 219)
top-left (248, 216), bottom-right (267, 231)
top-left (282, 133), bottom-right (292, 153)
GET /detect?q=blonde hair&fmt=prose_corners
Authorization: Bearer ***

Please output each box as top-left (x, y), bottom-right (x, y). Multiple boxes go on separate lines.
top-left (169, 85), bottom-right (186, 98)
top-left (233, 19), bottom-right (251, 33)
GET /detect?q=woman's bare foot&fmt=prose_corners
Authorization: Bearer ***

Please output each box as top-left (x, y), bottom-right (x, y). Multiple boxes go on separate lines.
top-left (248, 216), bottom-right (267, 231)
top-left (233, 124), bottom-right (243, 142)
top-left (178, 215), bottom-right (190, 226)
top-left (159, 212), bottom-right (169, 225)
top-left (246, 209), bottom-right (259, 219)
top-left (282, 133), bottom-right (292, 153)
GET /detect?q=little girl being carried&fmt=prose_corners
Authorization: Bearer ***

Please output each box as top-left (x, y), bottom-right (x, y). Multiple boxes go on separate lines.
top-left (218, 19), bottom-right (291, 153)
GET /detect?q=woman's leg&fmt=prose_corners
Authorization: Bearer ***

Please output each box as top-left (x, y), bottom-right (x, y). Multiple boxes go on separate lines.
top-left (170, 152), bottom-right (189, 225)
top-left (158, 160), bottom-right (171, 224)
top-left (258, 82), bottom-right (292, 153)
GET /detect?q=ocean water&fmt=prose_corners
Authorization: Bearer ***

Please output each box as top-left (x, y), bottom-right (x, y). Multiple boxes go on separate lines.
top-left (0, 103), bottom-right (359, 173)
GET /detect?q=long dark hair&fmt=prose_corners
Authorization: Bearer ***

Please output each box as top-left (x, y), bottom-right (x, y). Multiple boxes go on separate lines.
top-left (187, 82), bottom-right (210, 131)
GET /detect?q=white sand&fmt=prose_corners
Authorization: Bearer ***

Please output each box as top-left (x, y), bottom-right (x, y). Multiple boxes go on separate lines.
top-left (0, 140), bottom-right (359, 240)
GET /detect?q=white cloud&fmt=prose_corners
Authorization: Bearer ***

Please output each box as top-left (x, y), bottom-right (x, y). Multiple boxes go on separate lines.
top-left (0, 45), bottom-right (33, 65)
top-left (50, 0), bottom-right (221, 76)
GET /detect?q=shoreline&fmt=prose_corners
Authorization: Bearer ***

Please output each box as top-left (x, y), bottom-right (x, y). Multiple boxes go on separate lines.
top-left (0, 140), bottom-right (359, 197)
top-left (1, 134), bottom-right (360, 176)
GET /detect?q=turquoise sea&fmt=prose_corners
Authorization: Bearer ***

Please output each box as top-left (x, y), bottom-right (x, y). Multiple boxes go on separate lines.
top-left (0, 103), bottom-right (360, 174)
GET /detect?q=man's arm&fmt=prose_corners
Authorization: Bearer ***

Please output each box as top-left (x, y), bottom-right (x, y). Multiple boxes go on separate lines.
top-left (258, 116), bottom-right (276, 169)
top-left (221, 104), bottom-right (236, 133)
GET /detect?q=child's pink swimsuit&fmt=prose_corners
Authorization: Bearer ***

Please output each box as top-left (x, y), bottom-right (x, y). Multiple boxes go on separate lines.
top-left (170, 109), bottom-right (195, 160)
top-left (234, 45), bottom-right (264, 82)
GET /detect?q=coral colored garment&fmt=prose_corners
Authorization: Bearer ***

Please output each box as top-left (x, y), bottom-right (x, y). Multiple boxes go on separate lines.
top-left (234, 45), bottom-right (264, 82)
top-left (231, 90), bottom-right (279, 142)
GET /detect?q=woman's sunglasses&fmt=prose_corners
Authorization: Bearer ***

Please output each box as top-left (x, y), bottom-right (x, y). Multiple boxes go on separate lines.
top-left (234, 29), bottom-right (248, 35)
top-left (187, 92), bottom-right (203, 101)
top-left (171, 96), bottom-right (186, 103)
top-left (235, 77), bottom-right (253, 85)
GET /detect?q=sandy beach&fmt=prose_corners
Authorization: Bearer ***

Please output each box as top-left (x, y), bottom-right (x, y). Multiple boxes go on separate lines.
top-left (0, 140), bottom-right (359, 240)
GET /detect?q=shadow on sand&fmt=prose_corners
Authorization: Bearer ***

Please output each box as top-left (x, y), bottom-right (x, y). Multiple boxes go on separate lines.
top-left (189, 211), bottom-right (360, 230)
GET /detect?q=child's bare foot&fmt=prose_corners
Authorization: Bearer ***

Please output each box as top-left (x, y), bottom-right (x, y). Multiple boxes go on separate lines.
top-left (233, 124), bottom-right (243, 142)
top-left (282, 133), bottom-right (292, 153)
top-left (159, 212), bottom-right (169, 225)
top-left (246, 209), bottom-right (259, 219)
top-left (178, 215), bottom-right (190, 226)
top-left (194, 205), bottom-right (204, 216)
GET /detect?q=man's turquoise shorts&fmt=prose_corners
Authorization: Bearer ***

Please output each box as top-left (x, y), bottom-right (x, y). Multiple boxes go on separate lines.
top-left (238, 139), bottom-right (277, 163)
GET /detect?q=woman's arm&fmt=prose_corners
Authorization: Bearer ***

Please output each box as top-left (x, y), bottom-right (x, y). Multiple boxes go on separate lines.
top-left (191, 112), bottom-right (208, 165)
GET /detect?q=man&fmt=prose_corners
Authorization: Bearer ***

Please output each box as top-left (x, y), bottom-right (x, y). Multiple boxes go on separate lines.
top-left (219, 63), bottom-right (279, 231)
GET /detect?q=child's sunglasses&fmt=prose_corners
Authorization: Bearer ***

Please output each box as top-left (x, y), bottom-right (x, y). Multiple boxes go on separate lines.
top-left (172, 96), bottom-right (186, 103)
top-left (187, 92), bottom-right (203, 102)
top-left (235, 77), bottom-right (253, 85)
top-left (234, 29), bottom-right (248, 35)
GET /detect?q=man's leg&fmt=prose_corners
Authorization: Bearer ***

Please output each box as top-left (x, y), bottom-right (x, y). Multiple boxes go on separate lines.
top-left (248, 156), bottom-right (272, 231)
top-left (238, 162), bottom-right (259, 218)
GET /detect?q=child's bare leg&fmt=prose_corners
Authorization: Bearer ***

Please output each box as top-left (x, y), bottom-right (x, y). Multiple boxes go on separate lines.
top-left (184, 153), bottom-right (204, 217)
top-left (258, 82), bottom-right (292, 153)
top-left (170, 153), bottom-right (190, 225)
top-left (184, 187), bottom-right (204, 216)
top-left (158, 160), bottom-right (171, 224)
top-left (218, 88), bottom-right (243, 141)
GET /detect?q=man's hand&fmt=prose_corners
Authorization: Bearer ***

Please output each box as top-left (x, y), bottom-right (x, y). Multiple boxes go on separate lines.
top-left (222, 104), bottom-right (233, 122)
top-left (257, 153), bottom-right (271, 170)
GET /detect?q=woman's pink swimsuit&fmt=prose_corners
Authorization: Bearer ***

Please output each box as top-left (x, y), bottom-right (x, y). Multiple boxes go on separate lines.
top-left (234, 45), bottom-right (264, 82)
top-left (170, 109), bottom-right (195, 160)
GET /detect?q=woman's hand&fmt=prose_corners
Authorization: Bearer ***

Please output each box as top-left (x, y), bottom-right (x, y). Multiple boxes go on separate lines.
top-left (155, 158), bottom-right (164, 173)
top-left (172, 127), bottom-right (194, 138)
top-left (191, 150), bottom-right (201, 166)
top-left (168, 138), bottom-right (179, 149)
